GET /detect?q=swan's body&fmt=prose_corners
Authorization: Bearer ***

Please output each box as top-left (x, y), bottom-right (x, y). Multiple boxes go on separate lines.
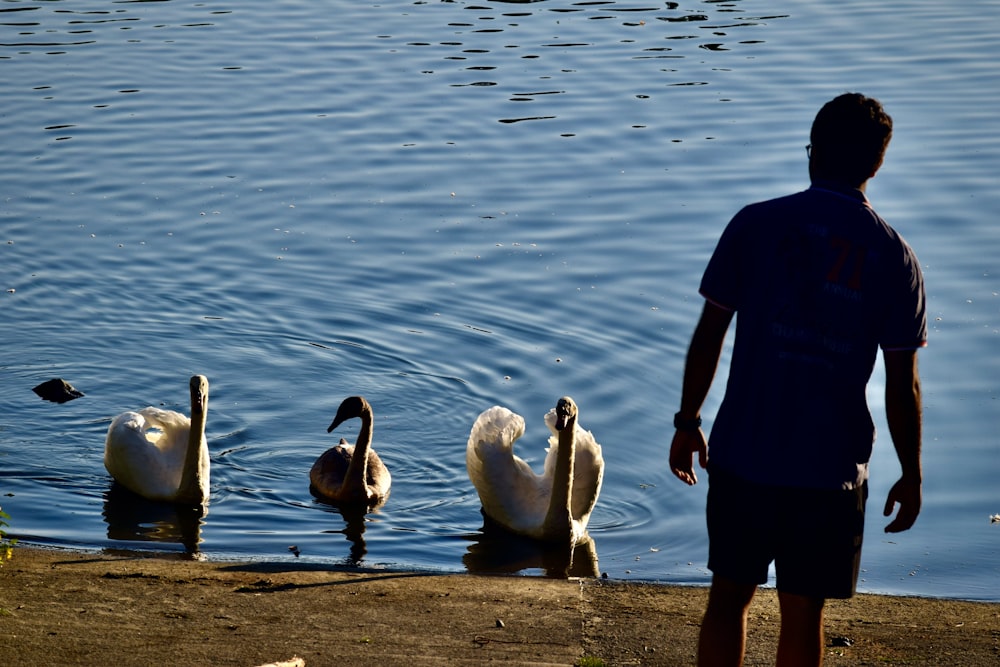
top-left (466, 396), bottom-right (604, 545)
top-left (104, 375), bottom-right (210, 505)
top-left (310, 396), bottom-right (391, 507)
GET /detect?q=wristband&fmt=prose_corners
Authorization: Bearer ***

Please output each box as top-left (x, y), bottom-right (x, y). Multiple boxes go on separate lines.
top-left (673, 412), bottom-right (702, 432)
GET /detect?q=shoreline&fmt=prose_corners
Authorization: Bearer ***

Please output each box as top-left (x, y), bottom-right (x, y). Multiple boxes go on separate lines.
top-left (2, 546), bottom-right (998, 666)
top-left (8, 539), bottom-right (996, 604)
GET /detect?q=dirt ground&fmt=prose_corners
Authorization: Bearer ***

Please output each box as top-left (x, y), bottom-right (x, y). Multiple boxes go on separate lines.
top-left (1, 547), bottom-right (998, 666)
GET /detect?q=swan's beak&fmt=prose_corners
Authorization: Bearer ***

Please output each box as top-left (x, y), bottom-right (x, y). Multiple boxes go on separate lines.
top-left (328, 411), bottom-right (354, 433)
top-left (555, 413), bottom-right (572, 430)
top-left (555, 412), bottom-right (577, 431)
top-left (190, 375), bottom-right (209, 412)
top-left (555, 396), bottom-right (577, 430)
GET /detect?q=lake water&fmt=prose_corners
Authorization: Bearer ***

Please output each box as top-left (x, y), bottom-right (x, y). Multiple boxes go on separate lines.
top-left (2, 0), bottom-right (998, 602)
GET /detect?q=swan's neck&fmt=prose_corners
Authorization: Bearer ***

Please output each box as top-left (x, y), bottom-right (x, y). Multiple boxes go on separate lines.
top-left (177, 391), bottom-right (208, 504)
top-left (343, 410), bottom-right (373, 493)
top-left (542, 417), bottom-right (576, 539)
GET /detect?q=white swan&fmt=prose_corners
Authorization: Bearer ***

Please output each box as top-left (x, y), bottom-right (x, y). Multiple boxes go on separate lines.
top-left (466, 396), bottom-right (604, 545)
top-left (104, 375), bottom-right (210, 505)
top-left (310, 396), bottom-right (391, 507)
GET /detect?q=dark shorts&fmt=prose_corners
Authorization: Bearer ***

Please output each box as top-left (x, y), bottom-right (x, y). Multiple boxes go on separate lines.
top-left (705, 464), bottom-right (868, 599)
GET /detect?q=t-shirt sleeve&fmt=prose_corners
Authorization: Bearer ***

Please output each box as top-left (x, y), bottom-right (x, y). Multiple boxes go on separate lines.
top-left (880, 238), bottom-right (928, 350)
top-left (698, 209), bottom-right (748, 311)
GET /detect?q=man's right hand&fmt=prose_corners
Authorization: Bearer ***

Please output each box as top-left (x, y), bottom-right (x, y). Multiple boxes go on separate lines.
top-left (669, 429), bottom-right (708, 486)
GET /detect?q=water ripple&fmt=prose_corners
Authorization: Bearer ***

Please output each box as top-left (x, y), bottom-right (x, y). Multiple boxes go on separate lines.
top-left (2, 0), bottom-right (998, 599)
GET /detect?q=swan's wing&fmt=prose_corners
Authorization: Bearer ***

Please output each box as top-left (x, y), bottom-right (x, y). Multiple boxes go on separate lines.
top-left (365, 449), bottom-right (392, 498)
top-left (543, 409), bottom-right (605, 523)
top-left (566, 424), bottom-right (604, 522)
top-left (311, 438), bottom-right (391, 506)
top-left (104, 410), bottom-right (186, 499)
top-left (136, 406), bottom-right (191, 447)
top-left (138, 406), bottom-right (210, 503)
top-left (310, 442), bottom-right (354, 492)
top-left (467, 406), bottom-right (550, 533)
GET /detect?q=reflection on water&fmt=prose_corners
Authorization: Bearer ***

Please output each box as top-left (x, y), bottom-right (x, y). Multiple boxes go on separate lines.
top-left (3, 0), bottom-right (999, 600)
top-left (102, 483), bottom-right (205, 556)
top-left (314, 501), bottom-right (371, 567)
top-left (463, 515), bottom-right (600, 578)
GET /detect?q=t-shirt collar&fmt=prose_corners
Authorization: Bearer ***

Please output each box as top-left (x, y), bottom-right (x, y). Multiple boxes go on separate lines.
top-left (809, 179), bottom-right (871, 208)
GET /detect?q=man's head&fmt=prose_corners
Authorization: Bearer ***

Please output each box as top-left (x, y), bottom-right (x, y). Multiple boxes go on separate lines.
top-left (809, 93), bottom-right (893, 188)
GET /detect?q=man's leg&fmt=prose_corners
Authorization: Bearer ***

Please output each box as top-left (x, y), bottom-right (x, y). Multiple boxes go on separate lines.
top-left (698, 574), bottom-right (757, 666)
top-left (776, 590), bottom-right (825, 667)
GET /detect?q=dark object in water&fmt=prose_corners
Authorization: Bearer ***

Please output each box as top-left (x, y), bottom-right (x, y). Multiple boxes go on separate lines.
top-left (32, 378), bottom-right (85, 403)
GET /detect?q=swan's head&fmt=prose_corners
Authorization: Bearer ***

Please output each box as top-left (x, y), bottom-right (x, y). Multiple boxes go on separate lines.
top-left (327, 395), bottom-right (371, 433)
top-left (189, 375), bottom-right (209, 414)
top-left (554, 396), bottom-right (577, 431)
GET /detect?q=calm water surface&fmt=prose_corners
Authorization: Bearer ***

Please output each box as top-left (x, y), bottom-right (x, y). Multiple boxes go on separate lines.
top-left (2, 0), bottom-right (998, 601)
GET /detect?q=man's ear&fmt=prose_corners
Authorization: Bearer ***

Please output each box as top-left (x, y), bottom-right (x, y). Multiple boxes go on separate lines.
top-left (868, 155), bottom-right (885, 179)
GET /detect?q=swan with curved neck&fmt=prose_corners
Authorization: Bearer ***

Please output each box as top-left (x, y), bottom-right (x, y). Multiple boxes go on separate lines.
top-left (466, 396), bottom-right (604, 545)
top-left (104, 375), bottom-right (210, 505)
top-left (310, 395), bottom-right (391, 507)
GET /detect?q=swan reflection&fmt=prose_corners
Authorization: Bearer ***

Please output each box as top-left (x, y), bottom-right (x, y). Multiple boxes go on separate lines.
top-left (463, 519), bottom-right (600, 578)
top-left (314, 500), bottom-right (371, 566)
top-left (102, 481), bottom-right (205, 556)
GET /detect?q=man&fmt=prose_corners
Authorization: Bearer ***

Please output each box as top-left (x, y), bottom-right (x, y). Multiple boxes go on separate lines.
top-left (669, 93), bottom-right (926, 666)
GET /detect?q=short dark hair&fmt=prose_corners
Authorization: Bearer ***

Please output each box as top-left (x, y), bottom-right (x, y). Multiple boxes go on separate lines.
top-left (810, 93), bottom-right (892, 186)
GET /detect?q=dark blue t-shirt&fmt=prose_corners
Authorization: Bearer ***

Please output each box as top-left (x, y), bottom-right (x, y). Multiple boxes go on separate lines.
top-left (700, 181), bottom-right (926, 490)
